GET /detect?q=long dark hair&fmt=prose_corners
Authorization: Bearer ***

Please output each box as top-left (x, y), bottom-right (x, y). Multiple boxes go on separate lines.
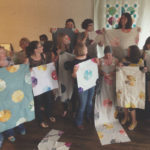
top-left (126, 45), bottom-right (141, 64)
top-left (117, 13), bottom-right (132, 29)
top-left (143, 36), bottom-right (150, 50)
top-left (26, 41), bottom-right (39, 57)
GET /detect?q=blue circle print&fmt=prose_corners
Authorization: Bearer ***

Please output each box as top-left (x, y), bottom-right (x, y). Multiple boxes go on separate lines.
top-left (84, 70), bottom-right (93, 81)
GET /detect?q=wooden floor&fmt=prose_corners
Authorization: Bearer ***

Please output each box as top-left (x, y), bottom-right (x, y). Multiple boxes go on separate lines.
top-left (1, 101), bottom-right (150, 150)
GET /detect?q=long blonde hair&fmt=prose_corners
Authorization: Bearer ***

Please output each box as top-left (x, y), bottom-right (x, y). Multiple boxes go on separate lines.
top-left (57, 33), bottom-right (70, 51)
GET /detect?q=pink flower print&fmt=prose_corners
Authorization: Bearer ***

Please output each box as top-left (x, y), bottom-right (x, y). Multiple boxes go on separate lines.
top-left (103, 99), bottom-right (112, 107)
top-left (119, 129), bottom-right (125, 135)
top-left (104, 74), bottom-right (113, 85)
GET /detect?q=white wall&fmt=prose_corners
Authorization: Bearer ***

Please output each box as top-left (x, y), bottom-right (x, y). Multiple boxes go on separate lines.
top-left (0, 0), bottom-right (93, 51)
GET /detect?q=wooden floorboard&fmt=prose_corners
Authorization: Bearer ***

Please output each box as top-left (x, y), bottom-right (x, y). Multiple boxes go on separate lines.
top-left (1, 101), bottom-right (150, 150)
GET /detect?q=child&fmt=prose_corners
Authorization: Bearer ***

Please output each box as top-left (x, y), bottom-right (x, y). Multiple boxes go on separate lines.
top-left (120, 45), bottom-right (147, 130)
top-left (72, 42), bottom-right (96, 130)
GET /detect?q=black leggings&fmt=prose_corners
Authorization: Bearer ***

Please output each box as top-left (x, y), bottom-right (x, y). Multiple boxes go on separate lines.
top-left (64, 86), bottom-right (79, 113)
top-left (34, 91), bottom-right (53, 123)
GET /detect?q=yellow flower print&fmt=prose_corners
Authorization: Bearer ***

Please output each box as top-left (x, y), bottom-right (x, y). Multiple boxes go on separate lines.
top-left (0, 110), bottom-right (11, 122)
top-left (125, 102), bottom-right (136, 108)
top-left (0, 79), bottom-right (6, 91)
top-left (12, 90), bottom-right (24, 103)
top-left (139, 91), bottom-right (145, 100)
top-left (6, 65), bottom-right (20, 73)
top-left (103, 123), bottom-right (114, 129)
top-left (97, 131), bottom-right (104, 139)
top-left (117, 90), bottom-right (122, 99)
top-left (131, 103), bottom-right (136, 108)
top-left (125, 75), bottom-right (136, 86)
top-left (37, 65), bottom-right (47, 71)
top-left (125, 103), bottom-right (131, 108)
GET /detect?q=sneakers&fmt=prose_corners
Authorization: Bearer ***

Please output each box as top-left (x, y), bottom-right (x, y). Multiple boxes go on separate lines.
top-left (128, 121), bottom-right (137, 131)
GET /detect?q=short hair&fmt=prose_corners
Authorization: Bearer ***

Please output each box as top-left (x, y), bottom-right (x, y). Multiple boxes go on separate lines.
top-left (127, 45), bottom-right (141, 63)
top-left (39, 34), bottom-right (48, 41)
top-left (19, 37), bottom-right (30, 46)
top-left (118, 12), bottom-right (132, 29)
top-left (104, 46), bottom-right (112, 54)
top-left (65, 18), bottom-right (76, 28)
top-left (81, 19), bottom-right (93, 30)
top-left (74, 42), bottom-right (86, 56)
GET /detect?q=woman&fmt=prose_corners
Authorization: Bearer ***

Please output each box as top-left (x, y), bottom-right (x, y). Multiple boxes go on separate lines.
top-left (94, 46), bottom-right (118, 126)
top-left (0, 47), bottom-right (26, 142)
top-left (107, 12), bottom-right (140, 61)
top-left (26, 41), bottom-right (56, 128)
top-left (119, 45), bottom-right (147, 130)
top-left (72, 43), bottom-right (95, 130)
top-left (77, 19), bottom-right (97, 58)
top-left (55, 33), bottom-right (75, 117)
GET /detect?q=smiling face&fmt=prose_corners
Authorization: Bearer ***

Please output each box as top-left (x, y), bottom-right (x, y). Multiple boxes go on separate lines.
top-left (63, 35), bottom-right (70, 45)
top-left (120, 15), bottom-right (128, 28)
top-left (105, 52), bottom-right (112, 59)
top-left (66, 21), bottom-right (75, 29)
top-left (87, 23), bottom-right (94, 32)
top-left (35, 43), bottom-right (43, 54)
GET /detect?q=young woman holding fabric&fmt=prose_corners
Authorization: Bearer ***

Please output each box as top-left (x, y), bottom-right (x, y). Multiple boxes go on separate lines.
top-left (119, 45), bottom-right (147, 130)
top-left (72, 42), bottom-right (96, 130)
top-left (26, 41), bottom-right (56, 128)
top-left (0, 47), bottom-right (26, 142)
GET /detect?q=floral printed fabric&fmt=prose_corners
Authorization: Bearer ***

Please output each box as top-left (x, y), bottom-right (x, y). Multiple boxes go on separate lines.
top-left (38, 129), bottom-right (71, 150)
top-left (105, 0), bottom-right (139, 29)
top-left (116, 66), bottom-right (145, 109)
top-left (76, 59), bottom-right (98, 92)
top-left (0, 64), bottom-right (34, 132)
top-left (94, 58), bottom-right (130, 145)
top-left (31, 62), bottom-right (58, 96)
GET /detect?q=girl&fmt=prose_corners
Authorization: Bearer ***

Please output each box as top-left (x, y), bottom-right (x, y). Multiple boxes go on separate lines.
top-left (0, 47), bottom-right (26, 142)
top-left (55, 33), bottom-right (75, 117)
top-left (94, 46), bottom-right (118, 127)
top-left (26, 41), bottom-right (55, 128)
top-left (120, 45), bottom-right (147, 130)
top-left (72, 42), bottom-right (95, 130)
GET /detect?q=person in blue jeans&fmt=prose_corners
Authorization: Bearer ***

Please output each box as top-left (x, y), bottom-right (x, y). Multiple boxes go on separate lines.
top-left (72, 42), bottom-right (97, 130)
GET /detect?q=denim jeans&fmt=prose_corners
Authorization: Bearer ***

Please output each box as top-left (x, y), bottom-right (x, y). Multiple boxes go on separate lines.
top-left (76, 87), bottom-right (95, 126)
top-left (0, 133), bottom-right (4, 148)
top-left (4, 124), bottom-right (25, 138)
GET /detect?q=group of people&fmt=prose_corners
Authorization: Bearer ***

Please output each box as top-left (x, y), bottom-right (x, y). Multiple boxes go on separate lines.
top-left (0, 12), bottom-right (150, 148)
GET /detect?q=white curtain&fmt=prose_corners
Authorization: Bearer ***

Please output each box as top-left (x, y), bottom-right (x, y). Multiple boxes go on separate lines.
top-left (94, 0), bottom-right (150, 52)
